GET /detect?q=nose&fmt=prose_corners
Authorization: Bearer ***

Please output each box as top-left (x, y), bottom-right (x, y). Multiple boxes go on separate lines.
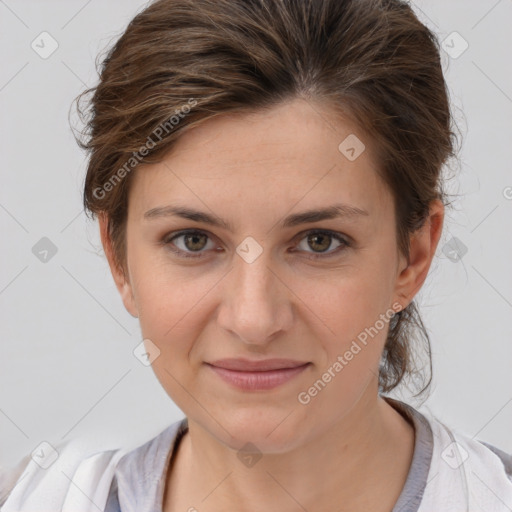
top-left (216, 248), bottom-right (294, 346)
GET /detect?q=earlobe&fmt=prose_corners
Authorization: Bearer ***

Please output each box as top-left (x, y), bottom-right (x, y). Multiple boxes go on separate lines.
top-left (118, 280), bottom-right (139, 319)
top-left (393, 199), bottom-right (445, 309)
top-left (98, 213), bottom-right (139, 318)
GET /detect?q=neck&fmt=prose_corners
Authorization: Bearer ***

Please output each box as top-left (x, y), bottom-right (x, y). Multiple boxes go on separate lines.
top-left (164, 391), bottom-right (415, 512)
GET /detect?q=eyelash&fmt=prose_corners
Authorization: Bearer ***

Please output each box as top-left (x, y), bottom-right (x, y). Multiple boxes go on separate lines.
top-left (162, 229), bottom-right (351, 260)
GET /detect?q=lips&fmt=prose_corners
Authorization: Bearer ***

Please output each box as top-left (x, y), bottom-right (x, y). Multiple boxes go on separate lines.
top-left (208, 358), bottom-right (310, 371)
top-left (205, 358), bottom-right (311, 391)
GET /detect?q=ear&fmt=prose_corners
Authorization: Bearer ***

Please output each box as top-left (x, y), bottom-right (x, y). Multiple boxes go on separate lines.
top-left (393, 199), bottom-right (444, 309)
top-left (98, 213), bottom-right (139, 318)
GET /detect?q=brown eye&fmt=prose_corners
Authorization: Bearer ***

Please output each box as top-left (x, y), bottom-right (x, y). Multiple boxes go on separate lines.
top-left (307, 233), bottom-right (332, 252)
top-left (295, 230), bottom-right (350, 258)
top-left (164, 230), bottom-right (215, 258)
top-left (182, 232), bottom-right (208, 251)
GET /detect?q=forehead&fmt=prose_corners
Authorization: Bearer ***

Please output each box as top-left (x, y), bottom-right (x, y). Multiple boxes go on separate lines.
top-left (128, 98), bottom-right (392, 222)
top-left (161, 99), bottom-right (375, 170)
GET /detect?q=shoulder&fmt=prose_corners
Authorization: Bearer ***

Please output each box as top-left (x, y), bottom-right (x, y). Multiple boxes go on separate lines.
top-left (1, 419), bottom-right (187, 512)
top-left (417, 406), bottom-right (512, 511)
top-left (1, 436), bottom-right (126, 512)
top-left (115, 417), bottom-right (187, 474)
top-left (111, 418), bottom-right (188, 504)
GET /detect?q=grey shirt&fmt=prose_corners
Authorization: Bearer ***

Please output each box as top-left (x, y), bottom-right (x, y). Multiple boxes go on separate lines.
top-left (104, 396), bottom-right (435, 512)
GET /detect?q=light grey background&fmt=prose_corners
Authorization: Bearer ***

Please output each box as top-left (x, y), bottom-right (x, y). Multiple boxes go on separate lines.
top-left (1, 0), bottom-right (511, 469)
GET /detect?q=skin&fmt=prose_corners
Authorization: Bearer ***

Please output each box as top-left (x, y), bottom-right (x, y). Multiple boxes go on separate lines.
top-left (99, 97), bottom-right (444, 511)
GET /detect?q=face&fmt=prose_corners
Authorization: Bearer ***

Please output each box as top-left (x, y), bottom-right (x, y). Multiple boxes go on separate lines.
top-left (104, 98), bottom-right (435, 453)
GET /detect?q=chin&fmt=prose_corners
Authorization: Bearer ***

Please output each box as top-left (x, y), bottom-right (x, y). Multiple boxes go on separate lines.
top-left (212, 406), bottom-right (309, 454)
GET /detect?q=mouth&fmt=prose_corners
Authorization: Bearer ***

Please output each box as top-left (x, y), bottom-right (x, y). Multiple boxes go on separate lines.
top-left (205, 358), bottom-right (311, 391)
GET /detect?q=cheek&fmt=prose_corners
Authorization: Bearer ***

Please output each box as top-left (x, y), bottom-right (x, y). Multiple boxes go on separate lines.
top-left (295, 278), bottom-right (393, 418)
top-left (308, 270), bottom-right (393, 340)
top-left (128, 244), bottom-right (209, 334)
top-left (128, 255), bottom-right (226, 378)
top-left (298, 267), bottom-right (395, 393)
top-left (128, 260), bottom-right (213, 403)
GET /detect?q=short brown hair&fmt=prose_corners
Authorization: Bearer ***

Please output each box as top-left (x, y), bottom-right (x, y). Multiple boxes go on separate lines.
top-left (73, 0), bottom-right (460, 400)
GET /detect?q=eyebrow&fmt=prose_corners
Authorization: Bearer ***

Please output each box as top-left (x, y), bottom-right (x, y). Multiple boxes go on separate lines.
top-left (143, 203), bottom-right (369, 230)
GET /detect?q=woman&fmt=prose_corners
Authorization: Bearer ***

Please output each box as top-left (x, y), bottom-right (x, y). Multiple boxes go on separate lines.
top-left (2, 0), bottom-right (511, 510)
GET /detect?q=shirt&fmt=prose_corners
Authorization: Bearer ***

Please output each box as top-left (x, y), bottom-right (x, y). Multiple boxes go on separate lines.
top-left (3, 395), bottom-right (512, 511)
top-left (101, 395), bottom-right (512, 511)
